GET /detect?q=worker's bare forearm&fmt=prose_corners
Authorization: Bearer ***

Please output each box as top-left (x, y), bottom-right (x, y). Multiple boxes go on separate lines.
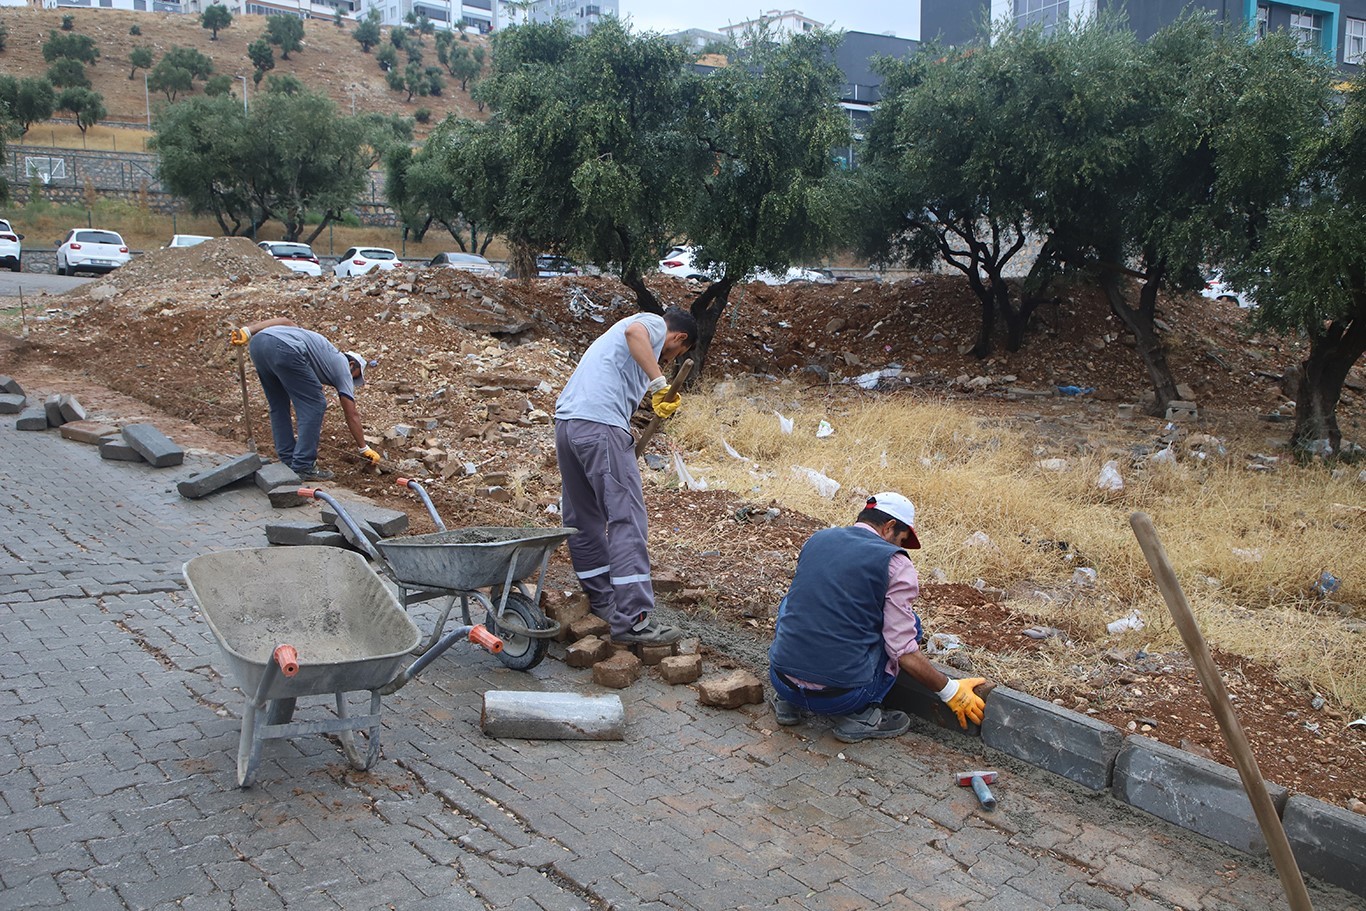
top-left (244, 317), bottom-right (296, 335)
top-left (339, 397), bottom-right (367, 449)
top-left (898, 649), bottom-right (950, 692)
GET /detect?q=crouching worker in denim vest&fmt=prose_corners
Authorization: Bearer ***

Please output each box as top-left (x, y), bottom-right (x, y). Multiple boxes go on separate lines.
top-left (768, 492), bottom-right (991, 743)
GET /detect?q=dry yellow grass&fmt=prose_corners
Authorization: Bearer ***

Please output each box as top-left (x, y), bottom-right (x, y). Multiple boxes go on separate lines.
top-left (18, 122), bottom-right (154, 154)
top-left (664, 379), bottom-right (1366, 710)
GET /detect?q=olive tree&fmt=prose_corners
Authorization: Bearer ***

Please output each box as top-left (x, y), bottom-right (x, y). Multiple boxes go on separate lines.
top-left (201, 4), bottom-right (233, 40)
top-left (266, 15), bottom-right (304, 60)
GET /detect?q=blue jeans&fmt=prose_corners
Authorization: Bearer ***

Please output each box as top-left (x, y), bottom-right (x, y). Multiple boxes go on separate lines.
top-left (769, 667), bottom-right (898, 718)
top-left (249, 333), bottom-right (327, 473)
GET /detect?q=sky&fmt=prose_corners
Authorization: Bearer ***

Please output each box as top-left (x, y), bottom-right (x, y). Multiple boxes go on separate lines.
top-left (614, 1), bottom-right (922, 41)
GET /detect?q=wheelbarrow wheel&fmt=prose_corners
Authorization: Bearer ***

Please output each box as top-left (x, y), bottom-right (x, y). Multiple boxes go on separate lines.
top-left (485, 590), bottom-right (549, 671)
top-left (264, 698), bottom-right (296, 725)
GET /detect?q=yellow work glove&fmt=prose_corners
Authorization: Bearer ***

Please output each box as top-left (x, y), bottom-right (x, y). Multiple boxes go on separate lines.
top-left (938, 677), bottom-right (987, 729)
top-left (229, 327), bottom-right (251, 346)
top-left (651, 389), bottom-right (681, 420)
top-left (359, 446), bottom-right (381, 465)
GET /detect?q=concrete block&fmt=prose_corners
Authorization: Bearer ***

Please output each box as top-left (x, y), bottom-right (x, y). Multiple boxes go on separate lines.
top-left (480, 691), bottom-right (625, 741)
top-left (0, 375), bottom-right (22, 395)
top-left (888, 669), bottom-right (987, 734)
top-left (265, 523), bottom-right (348, 548)
top-left (59, 421), bottom-right (120, 445)
top-left (0, 393), bottom-right (25, 414)
top-left (44, 395), bottom-right (64, 428)
top-left (177, 453), bottom-right (264, 500)
top-left (568, 614), bottom-right (609, 642)
top-left (565, 636), bottom-right (612, 669)
top-left (1112, 735), bottom-right (1287, 854)
top-left (1164, 400), bottom-right (1199, 421)
top-left (697, 670), bottom-right (764, 709)
top-left (979, 685), bottom-right (1123, 791)
top-left (255, 461), bottom-right (300, 494)
top-left (320, 500), bottom-right (409, 537)
top-left (15, 406), bottom-right (47, 431)
top-left (267, 485), bottom-right (310, 508)
top-left (659, 654), bottom-right (702, 685)
top-left (99, 439), bottom-right (144, 462)
top-left (1282, 795), bottom-right (1366, 897)
top-left (592, 652), bottom-right (642, 689)
top-left (121, 423), bottom-right (184, 468)
top-left (58, 394), bottom-right (87, 423)
top-left (636, 643), bottom-right (676, 666)
top-left (544, 592), bottom-right (589, 643)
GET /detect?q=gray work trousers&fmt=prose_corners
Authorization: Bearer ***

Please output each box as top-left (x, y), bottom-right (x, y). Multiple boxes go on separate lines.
top-left (555, 419), bottom-right (655, 637)
top-left (248, 332), bottom-right (327, 473)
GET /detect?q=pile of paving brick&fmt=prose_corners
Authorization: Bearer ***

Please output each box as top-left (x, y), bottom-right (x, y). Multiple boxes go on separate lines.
top-left (1, 376), bottom-right (185, 466)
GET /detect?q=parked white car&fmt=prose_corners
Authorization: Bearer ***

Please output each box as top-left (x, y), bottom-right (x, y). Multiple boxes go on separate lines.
top-left (658, 245), bottom-right (717, 281)
top-left (334, 246), bottom-right (399, 277)
top-left (751, 266), bottom-right (836, 286)
top-left (56, 228), bottom-right (132, 276)
top-left (1200, 270), bottom-right (1255, 309)
top-left (168, 234), bottom-right (213, 248)
top-left (0, 218), bottom-right (23, 272)
top-left (259, 241), bottom-right (323, 277)
top-left (659, 245), bottom-right (833, 285)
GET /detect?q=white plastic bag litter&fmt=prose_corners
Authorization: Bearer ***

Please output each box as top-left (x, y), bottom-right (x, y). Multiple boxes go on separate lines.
top-left (924, 633), bottom-right (963, 655)
top-left (791, 465), bottom-right (840, 498)
top-left (673, 452), bottom-right (707, 491)
top-left (721, 439), bottom-right (752, 463)
top-left (963, 531), bottom-right (996, 549)
top-left (1072, 567), bottom-right (1098, 587)
top-left (1038, 458), bottom-right (1070, 471)
top-left (775, 411), bottom-right (794, 434)
top-left (816, 420), bottom-right (834, 438)
top-left (1106, 610), bottom-right (1145, 634)
top-left (1150, 445), bottom-right (1177, 466)
top-left (1096, 460), bottom-right (1124, 492)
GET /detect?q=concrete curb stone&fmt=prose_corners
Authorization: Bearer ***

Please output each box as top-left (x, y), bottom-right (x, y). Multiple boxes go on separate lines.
top-left (57, 394), bottom-right (87, 423)
top-left (1281, 795), bottom-right (1366, 895)
top-left (980, 685), bottom-right (1123, 791)
top-left (264, 522), bottom-right (348, 548)
top-left (43, 394), bottom-right (65, 427)
top-left (177, 453), bottom-right (264, 499)
top-left (319, 500), bottom-right (409, 537)
top-left (59, 420), bottom-right (120, 445)
top-left (255, 461), bottom-right (300, 493)
top-left (0, 374), bottom-right (23, 395)
top-left (99, 439), bottom-right (144, 462)
top-left (0, 393), bottom-right (25, 414)
top-left (122, 423), bottom-right (185, 468)
top-left (15, 406), bottom-right (47, 431)
top-left (1113, 734), bottom-right (1288, 854)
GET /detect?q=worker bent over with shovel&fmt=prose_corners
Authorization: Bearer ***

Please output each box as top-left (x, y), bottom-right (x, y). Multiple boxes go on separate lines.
top-left (768, 493), bottom-right (991, 743)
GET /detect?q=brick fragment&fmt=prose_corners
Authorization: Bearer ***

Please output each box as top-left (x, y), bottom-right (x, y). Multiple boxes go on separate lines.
top-left (267, 485), bottom-right (310, 508)
top-left (0, 393), bottom-right (25, 414)
top-left (591, 651), bottom-right (642, 689)
top-left (15, 406), bottom-right (47, 431)
top-left (177, 453), bottom-right (264, 499)
top-left (121, 423), bottom-right (185, 467)
top-left (59, 421), bottom-right (120, 445)
top-left (568, 614), bottom-right (609, 641)
top-left (544, 591), bottom-right (589, 642)
top-left (697, 670), bottom-right (764, 709)
top-left (565, 635), bottom-right (613, 668)
top-left (659, 654), bottom-right (702, 685)
top-left (636, 643), bottom-right (676, 666)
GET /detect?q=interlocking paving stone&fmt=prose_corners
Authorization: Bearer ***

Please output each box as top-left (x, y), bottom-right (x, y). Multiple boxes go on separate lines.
top-left (3, 397), bottom-right (1364, 911)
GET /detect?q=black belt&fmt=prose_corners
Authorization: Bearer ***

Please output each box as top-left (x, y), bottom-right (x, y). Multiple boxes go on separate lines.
top-left (779, 673), bottom-right (853, 699)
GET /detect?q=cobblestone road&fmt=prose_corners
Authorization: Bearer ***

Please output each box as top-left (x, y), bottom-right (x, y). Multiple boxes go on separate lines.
top-left (2, 405), bottom-right (1360, 911)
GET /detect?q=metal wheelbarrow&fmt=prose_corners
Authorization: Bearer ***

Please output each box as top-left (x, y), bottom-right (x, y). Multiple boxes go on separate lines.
top-left (304, 481), bottom-right (574, 672)
top-left (184, 545), bottom-right (503, 787)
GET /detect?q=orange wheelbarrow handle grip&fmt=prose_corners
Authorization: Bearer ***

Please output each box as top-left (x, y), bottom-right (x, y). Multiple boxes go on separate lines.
top-left (273, 644), bottom-right (300, 677)
top-left (470, 625), bottom-right (503, 654)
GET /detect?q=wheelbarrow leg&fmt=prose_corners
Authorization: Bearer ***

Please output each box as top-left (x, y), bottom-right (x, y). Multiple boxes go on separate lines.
top-left (334, 691), bottom-right (384, 771)
top-left (411, 594), bottom-right (458, 655)
top-left (237, 699), bottom-right (265, 788)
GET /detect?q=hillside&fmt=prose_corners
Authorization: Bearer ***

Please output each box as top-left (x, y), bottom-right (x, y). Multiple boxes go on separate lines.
top-left (0, 7), bottom-right (487, 134)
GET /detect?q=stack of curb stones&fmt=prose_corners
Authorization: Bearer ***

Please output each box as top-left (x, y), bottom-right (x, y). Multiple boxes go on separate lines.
top-left (888, 674), bottom-right (1366, 899)
top-left (4, 381), bottom-right (188, 468)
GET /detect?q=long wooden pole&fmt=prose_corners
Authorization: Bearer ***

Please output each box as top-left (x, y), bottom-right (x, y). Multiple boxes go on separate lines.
top-left (635, 358), bottom-right (693, 458)
top-left (1129, 512), bottom-right (1313, 911)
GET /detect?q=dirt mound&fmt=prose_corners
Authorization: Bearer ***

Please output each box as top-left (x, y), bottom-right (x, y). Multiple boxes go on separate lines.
top-left (70, 236), bottom-right (291, 302)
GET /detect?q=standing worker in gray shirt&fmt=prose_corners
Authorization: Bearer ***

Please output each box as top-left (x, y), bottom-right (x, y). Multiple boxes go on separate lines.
top-left (229, 317), bottom-right (381, 481)
top-left (555, 307), bottom-right (698, 645)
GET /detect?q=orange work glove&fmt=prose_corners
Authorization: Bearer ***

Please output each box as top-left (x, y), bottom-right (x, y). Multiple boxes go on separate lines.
top-left (229, 327), bottom-right (251, 346)
top-left (938, 677), bottom-right (987, 728)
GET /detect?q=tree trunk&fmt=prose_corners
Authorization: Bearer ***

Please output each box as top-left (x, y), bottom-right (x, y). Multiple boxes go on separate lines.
top-left (687, 278), bottom-right (734, 383)
top-left (1291, 315), bottom-right (1366, 457)
top-left (962, 268), bottom-right (995, 358)
top-left (509, 240), bottom-right (536, 284)
top-left (620, 268), bottom-right (663, 315)
top-left (1099, 268), bottom-right (1179, 415)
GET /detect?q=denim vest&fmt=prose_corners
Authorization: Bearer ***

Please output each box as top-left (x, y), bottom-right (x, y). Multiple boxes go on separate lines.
top-left (768, 526), bottom-right (903, 688)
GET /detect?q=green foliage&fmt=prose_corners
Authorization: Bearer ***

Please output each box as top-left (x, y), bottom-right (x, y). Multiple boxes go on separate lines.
top-left (444, 40), bottom-right (482, 90)
top-left (60, 14), bottom-right (74, 32)
top-left (390, 26), bottom-right (408, 49)
top-left (201, 4), bottom-right (233, 40)
top-left (0, 21), bottom-right (9, 52)
top-left (265, 15), bottom-right (305, 60)
top-left (148, 62), bottom-right (194, 102)
top-left (128, 47), bottom-right (154, 81)
top-left (334, 6), bottom-right (344, 28)
top-left (248, 38), bottom-right (275, 76)
top-left (0, 76), bottom-right (57, 135)
top-left (129, 24), bottom-right (141, 37)
top-left (385, 68), bottom-right (405, 91)
top-left (47, 58), bottom-right (90, 90)
top-left (163, 46), bottom-right (214, 80)
top-left (266, 73), bottom-right (305, 95)
top-left (56, 86), bottom-right (105, 133)
top-left (414, 107), bottom-right (431, 124)
top-left (354, 10), bottom-right (382, 52)
top-left (152, 89), bottom-right (371, 243)
top-left (376, 44), bottom-right (398, 72)
top-left (355, 111), bottom-right (413, 167)
top-left (42, 30), bottom-right (99, 65)
top-left (406, 42), bottom-right (424, 65)
top-left (204, 74), bottom-right (233, 97)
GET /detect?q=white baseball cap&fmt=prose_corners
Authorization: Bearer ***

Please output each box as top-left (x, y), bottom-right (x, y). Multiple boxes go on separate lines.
top-left (866, 492), bottom-right (921, 549)
top-left (343, 351), bottom-right (367, 387)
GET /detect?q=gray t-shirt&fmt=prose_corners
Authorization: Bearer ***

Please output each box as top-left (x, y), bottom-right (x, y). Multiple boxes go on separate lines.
top-left (554, 313), bottom-right (666, 430)
top-left (261, 326), bottom-right (356, 400)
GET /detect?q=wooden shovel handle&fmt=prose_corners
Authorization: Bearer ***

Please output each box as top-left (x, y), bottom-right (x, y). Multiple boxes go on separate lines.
top-left (635, 358), bottom-right (693, 458)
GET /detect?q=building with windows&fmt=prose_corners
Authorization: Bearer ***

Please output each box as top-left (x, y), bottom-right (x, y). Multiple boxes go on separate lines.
top-left (525, 0), bottom-right (618, 37)
top-left (718, 8), bottom-right (824, 44)
top-left (346, 0), bottom-right (497, 32)
top-left (922, 1), bottom-right (1366, 72)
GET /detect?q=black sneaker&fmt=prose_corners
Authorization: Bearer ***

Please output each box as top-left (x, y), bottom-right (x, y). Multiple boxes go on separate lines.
top-left (297, 467), bottom-right (335, 481)
top-left (771, 697), bottom-right (808, 726)
top-left (832, 706), bottom-right (911, 743)
top-left (611, 616), bottom-right (683, 645)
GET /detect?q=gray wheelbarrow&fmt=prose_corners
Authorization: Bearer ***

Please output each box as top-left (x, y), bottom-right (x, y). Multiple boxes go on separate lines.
top-left (306, 481), bottom-right (574, 672)
top-left (184, 546), bottom-right (503, 787)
